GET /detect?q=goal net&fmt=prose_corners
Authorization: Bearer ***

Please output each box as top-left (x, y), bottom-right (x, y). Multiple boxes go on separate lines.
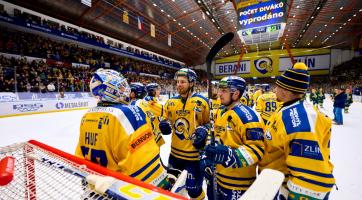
top-left (0, 140), bottom-right (184, 200)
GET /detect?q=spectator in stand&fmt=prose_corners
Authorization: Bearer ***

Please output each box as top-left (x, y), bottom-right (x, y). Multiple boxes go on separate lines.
top-left (333, 87), bottom-right (347, 125)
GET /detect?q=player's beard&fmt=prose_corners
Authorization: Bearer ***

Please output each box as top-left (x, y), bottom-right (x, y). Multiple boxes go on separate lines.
top-left (177, 86), bottom-right (189, 96)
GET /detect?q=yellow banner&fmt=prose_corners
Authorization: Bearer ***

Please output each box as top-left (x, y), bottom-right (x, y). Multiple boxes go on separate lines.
top-left (215, 48), bottom-right (331, 78)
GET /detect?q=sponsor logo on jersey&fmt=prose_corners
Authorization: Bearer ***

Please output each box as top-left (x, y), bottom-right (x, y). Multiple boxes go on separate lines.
top-left (290, 139), bottom-right (323, 160)
top-left (265, 130), bottom-right (272, 140)
top-left (129, 131), bottom-right (153, 153)
top-left (175, 110), bottom-right (190, 116)
top-left (239, 106), bottom-right (253, 121)
top-left (290, 107), bottom-right (301, 128)
top-left (13, 103), bottom-right (43, 112)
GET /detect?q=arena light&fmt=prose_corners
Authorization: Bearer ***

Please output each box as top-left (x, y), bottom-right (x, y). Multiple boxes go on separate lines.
top-left (153, 3), bottom-right (157, 6)
top-left (339, 6), bottom-right (343, 10)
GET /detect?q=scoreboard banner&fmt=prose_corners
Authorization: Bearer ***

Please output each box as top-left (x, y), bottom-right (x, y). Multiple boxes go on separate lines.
top-left (215, 49), bottom-right (331, 77)
top-left (237, 0), bottom-right (287, 30)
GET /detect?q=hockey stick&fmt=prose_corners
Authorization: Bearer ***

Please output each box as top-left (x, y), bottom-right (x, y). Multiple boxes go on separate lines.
top-left (205, 32), bottom-right (234, 199)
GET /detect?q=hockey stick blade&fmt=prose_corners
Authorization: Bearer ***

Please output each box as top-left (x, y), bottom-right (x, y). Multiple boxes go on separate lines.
top-left (206, 32), bottom-right (234, 98)
top-left (170, 170), bottom-right (188, 196)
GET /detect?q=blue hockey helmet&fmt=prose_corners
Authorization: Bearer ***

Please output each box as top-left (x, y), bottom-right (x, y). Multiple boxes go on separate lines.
top-left (219, 76), bottom-right (246, 94)
top-left (90, 68), bottom-right (131, 104)
top-left (262, 84), bottom-right (270, 91)
top-left (146, 83), bottom-right (160, 95)
top-left (174, 68), bottom-right (197, 83)
top-left (130, 82), bottom-right (147, 99)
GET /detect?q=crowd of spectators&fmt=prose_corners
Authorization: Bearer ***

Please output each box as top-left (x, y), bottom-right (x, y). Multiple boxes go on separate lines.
top-left (330, 56), bottom-right (362, 95)
top-left (0, 27), bottom-right (186, 94)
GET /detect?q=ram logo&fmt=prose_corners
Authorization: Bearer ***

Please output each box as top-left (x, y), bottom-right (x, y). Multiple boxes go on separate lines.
top-left (254, 57), bottom-right (273, 74)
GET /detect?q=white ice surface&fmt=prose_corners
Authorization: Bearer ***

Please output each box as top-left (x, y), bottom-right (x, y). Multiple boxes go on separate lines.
top-left (0, 98), bottom-right (361, 199)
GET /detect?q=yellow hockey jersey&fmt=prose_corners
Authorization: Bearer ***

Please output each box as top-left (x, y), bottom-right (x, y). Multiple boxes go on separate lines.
top-left (163, 93), bottom-right (210, 161)
top-left (240, 96), bottom-right (248, 106)
top-left (211, 98), bottom-right (221, 120)
top-left (253, 89), bottom-right (262, 105)
top-left (255, 92), bottom-right (282, 123)
top-left (259, 100), bottom-right (335, 198)
top-left (135, 97), bottom-right (166, 147)
top-left (75, 104), bottom-right (166, 186)
top-left (214, 104), bottom-right (265, 191)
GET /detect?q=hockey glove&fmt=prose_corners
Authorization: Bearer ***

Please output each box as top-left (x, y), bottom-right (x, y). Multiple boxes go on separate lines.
top-left (191, 126), bottom-right (208, 149)
top-left (199, 152), bottom-right (214, 181)
top-left (205, 143), bottom-right (242, 168)
top-left (159, 120), bottom-right (172, 135)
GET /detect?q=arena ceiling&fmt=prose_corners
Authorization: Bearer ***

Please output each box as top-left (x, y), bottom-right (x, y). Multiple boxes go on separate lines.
top-left (9, 0), bottom-right (362, 66)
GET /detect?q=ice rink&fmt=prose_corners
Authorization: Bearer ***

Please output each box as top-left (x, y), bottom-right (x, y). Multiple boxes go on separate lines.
top-left (1, 97), bottom-right (361, 199)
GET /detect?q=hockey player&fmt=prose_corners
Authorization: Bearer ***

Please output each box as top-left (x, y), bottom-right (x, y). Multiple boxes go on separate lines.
top-left (259, 63), bottom-right (335, 200)
top-left (195, 76), bottom-right (265, 199)
top-left (255, 84), bottom-right (281, 125)
top-left (253, 84), bottom-right (262, 105)
top-left (310, 88), bottom-right (318, 106)
top-left (75, 69), bottom-right (174, 190)
top-left (239, 87), bottom-right (249, 106)
top-left (143, 83), bottom-right (166, 147)
top-left (210, 81), bottom-right (221, 119)
top-left (129, 82), bottom-right (147, 105)
top-left (317, 88), bottom-right (326, 108)
top-left (344, 88), bottom-right (353, 113)
top-left (161, 68), bottom-right (209, 200)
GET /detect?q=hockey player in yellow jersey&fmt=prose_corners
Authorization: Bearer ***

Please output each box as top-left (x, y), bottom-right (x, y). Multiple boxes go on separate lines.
top-left (211, 81), bottom-right (221, 119)
top-left (75, 69), bottom-right (173, 190)
top-left (161, 68), bottom-right (209, 199)
top-left (255, 84), bottom-right (281, 125)
top-left (259, 63), bottom-right (335, 200)
top-left (239, 92), bottom-right (249, 106)
top-left (195, 76), bottom-right (265, 199)
top-left (143, 83), bottom-right (166, 147)
top-left (129, 82), bottom-right (146, 106)
top-left (253, 84), bottom-right (262, 105)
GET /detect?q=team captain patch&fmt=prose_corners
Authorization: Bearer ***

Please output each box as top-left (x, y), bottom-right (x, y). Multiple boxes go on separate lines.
top-left (129, 131), bottom-right (153, 153)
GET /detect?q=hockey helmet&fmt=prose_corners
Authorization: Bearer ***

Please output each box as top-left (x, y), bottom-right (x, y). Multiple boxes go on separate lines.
top-left (90, 68), bottom-right (131, 104)
top-left (130, 82), bottom-right (147, 99)
top-left (174, 68), bottom-right (197, 83)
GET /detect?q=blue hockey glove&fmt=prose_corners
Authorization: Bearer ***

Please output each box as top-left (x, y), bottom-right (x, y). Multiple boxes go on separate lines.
top-left (159, 120), bottom-right (172, 135)
top-left (199, 152), bottom-right (213, 181)
top-left (191, 126), bottom-right (208, 149)
top-left (205, 143), bottom-right (242, 168)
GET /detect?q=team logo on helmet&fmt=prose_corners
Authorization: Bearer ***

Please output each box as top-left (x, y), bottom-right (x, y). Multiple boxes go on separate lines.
top-left (254, 57), bottom-right (273, 74)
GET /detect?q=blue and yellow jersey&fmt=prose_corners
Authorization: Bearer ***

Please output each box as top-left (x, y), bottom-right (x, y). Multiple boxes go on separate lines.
top-left (214, 104), bottom-right (265, 191)
top-left (255, 92), bottom-right (282, 123)
top-left (240, 95), bottom-right (248, 106)
top-left (163, 93), bottom-right (210, 161)
top-left (259, 100), bottom-right (335, 198)
top-left (142, 96), bottom-right (165, 147)
top-left (75, 104), bottom-right (166, 186)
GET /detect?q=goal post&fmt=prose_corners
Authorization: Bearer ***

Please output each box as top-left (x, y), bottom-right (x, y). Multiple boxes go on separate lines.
top-left (0, 140), bottom-right (186, 200)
